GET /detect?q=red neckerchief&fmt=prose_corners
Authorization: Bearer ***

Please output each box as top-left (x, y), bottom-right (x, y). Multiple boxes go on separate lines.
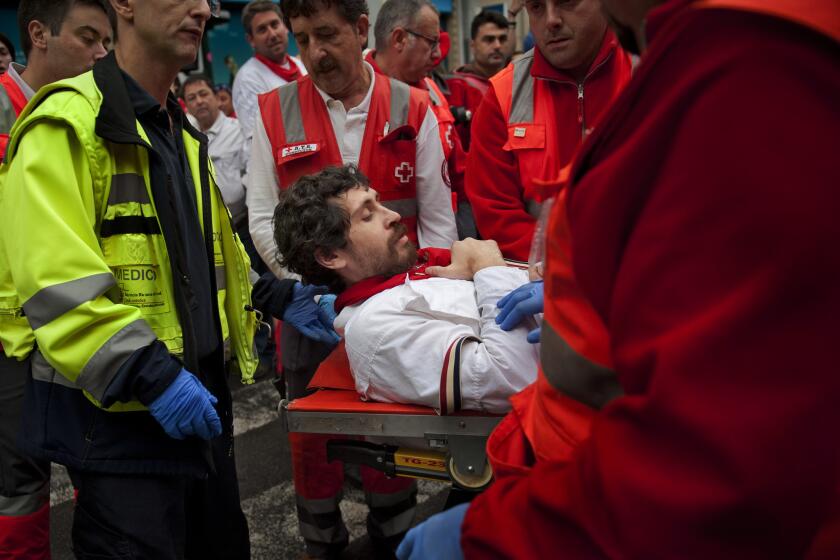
top-left (255, 54), bottom-right (302, 82)
top-left (335, 248), bottom-right (451, 313)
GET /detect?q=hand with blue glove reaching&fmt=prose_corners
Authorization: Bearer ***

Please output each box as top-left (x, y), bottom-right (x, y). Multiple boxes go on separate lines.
top-left (283, 283), bottom-right (341, 346)
top-left (396, 503), bottom-right (468, 560)
top-left (495, 280), bottom-right (544, 343)
top-left (149, 368), bottom-right (222, 440)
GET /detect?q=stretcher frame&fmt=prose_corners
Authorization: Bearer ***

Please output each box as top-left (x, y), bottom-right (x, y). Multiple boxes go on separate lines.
top-left (278, 345), bottom-right (503, 490)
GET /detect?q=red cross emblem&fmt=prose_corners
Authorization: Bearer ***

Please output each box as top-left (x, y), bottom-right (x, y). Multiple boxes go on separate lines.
top-left (395, 162), bottom-right (415, 184)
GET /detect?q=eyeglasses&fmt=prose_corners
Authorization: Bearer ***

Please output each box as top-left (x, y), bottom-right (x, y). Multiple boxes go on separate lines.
top-left (404, 28), bottom-right (440, 51)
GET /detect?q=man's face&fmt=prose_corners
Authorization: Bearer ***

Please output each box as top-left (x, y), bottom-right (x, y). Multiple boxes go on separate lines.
top-left (0, 43), bottom-right (12, 74)
top-left (131, 0), bottom-right (210, 68)
top-left (217, 88), bottom-right (234, 116)
top-left (395, 5), bottom-right (441, 85)
top-left (525, 0), bottom-right (607, 74)
top-left (470, 22), bottom-right (508, 71)
top-left (291, 6), bottom-right (368, 98)
top-left (183, 80), bottom-right (221, 130)
top-left (44, 3), bottom-right (112, 80)
top-left (333, 187), bottom-right (417, 282)
top-left (247, 10), bottom-right (289, 62)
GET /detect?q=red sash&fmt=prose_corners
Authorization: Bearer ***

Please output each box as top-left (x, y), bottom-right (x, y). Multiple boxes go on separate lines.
top-left (334, 248), bottom-right (451, 312)
top-left (255, 54), bottom-right (303, 82)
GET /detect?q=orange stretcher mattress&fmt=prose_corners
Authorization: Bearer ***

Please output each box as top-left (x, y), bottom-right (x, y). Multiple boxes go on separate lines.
top-left (289, 341), bottom-right (497, 417)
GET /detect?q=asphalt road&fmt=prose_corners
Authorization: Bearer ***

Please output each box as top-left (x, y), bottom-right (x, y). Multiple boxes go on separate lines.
top-left (49, 376), bottom-right (450, 559)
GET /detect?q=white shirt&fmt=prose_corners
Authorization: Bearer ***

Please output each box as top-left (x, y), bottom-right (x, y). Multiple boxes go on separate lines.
top-left (247, 63), bottom-right (458, 278)
top-left (232, 55), bottom-right (307, 142)
top-left (334, 266), bottom-right (540, 414)
top-left (203, 112), bottom-right (247, 220)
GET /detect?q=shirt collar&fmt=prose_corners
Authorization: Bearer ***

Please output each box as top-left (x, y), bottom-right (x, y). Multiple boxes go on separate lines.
top-left (7, 63), bottom-right (35, 101)
top-left (120, 68), bottom-right (183, 123)
top-left (313, 62), bottom-right (376, 113)
top-left (204, 111), bottom-right (226, 136)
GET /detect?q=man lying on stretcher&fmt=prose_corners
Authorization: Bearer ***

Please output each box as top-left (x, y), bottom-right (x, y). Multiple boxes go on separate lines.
top-left (273, 164), bottom-right (539, 414)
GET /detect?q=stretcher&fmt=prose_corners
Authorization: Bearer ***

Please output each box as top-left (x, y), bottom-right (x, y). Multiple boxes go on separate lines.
top-left (279, 342), bottom-right (503, 491)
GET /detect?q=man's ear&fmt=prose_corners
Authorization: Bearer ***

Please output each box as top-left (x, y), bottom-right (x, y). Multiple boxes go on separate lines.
top-left (391, 27), bottom-right (408, 53)
top-left (315, 247), bottom-right (346, 272)
top-left (109, 0), bottom-right (134, 23)
top-left (355, 14), bottom-right (369, 43)
top-left (245, 33), bottom-right (255, 49)
top-left (27, 20), bottom-right (49, 52)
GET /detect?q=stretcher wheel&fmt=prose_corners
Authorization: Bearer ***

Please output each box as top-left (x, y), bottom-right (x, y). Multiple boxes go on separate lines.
top-left (446, 455), bottom-right (493, 491)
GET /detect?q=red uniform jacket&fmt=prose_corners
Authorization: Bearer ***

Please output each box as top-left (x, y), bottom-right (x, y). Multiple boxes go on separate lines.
top-left (465, 33), bottom-right (632, 261)
top-left (462, 1), bottom-right (840, 558)
top-left (445, 65), bottom-right (491, 151)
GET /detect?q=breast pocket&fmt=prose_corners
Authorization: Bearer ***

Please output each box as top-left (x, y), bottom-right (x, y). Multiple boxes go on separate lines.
top-left (102, 234), bottom-right (171, 317)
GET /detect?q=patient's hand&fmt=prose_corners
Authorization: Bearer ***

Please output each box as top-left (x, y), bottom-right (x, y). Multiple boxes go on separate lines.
top-left (426, 238), bottom-right (506, 280)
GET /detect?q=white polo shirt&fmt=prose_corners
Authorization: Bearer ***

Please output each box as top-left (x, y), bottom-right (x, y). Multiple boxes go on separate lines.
top-left (232, 55), bottom-right (307, 142)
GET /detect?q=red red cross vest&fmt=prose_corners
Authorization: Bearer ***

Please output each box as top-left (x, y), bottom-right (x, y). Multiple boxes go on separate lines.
top-left (0, 71), bottom-right (28, 158)
top-left (257, 73), bottom-right (430, 242)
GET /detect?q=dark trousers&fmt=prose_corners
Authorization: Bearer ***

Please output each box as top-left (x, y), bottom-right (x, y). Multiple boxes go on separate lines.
top-left (67, 355), bottom-right (249, 560)
top-left (0, 354), bottom-right (50, 501)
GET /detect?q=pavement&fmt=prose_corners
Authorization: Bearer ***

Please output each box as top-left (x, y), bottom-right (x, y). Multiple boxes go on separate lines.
top-left (49, 376), bottom-right (450, 559)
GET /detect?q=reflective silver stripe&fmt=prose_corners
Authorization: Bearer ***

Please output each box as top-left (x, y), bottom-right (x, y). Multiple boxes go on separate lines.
top-left (0, 85), bottom-right (15, 136)
top-left (215, 265), bottom-right (227, 291)
top-left (107, 173), bottom-right (150, 205)
top-left (541, 322), bottom-right (623, 409)
top-left (23, 273), bottom-right (116, 330)
top-left (0, 485), bottom-right (49, 516)
top-left (365, 484), bottom-right (416, 508)
top-left (370, 503), bottom-right (417, 537)
top-left (426, 79), bottom-right (443, 107)
top-left (509, 49), bottom-right (536, 124)
top-left (389, 78), bottom-right (410, 130)
top-left (381, 198), bottom-right (417, 218)
top-left (279, 82), bottom-right (305, 144)
top-left (223, 337), bottom-right (232, 363)
top-left (296, 493), bottom-right (342, 515)
top-left (77, 319), bottom-right (157, 400)
top-left (524, 197), bottom-right (542, 218)
top-left (31, 349), bottom-right (77, 389)
top-left (295, 493), bottom-right (348, 544)
top-left (298, 520), bottom-right (346, 544)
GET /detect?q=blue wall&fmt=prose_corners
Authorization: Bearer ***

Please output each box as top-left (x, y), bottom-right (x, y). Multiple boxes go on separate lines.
top-left (0, 8), bottom-right (24, 64)
top-left (208, 5), bottom-right (300, 86)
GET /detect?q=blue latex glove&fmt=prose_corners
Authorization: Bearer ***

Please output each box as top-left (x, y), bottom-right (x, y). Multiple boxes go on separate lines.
top-left (496, 280), bottom-right (544, 343)
top-left (397, 503), bottom-right (468, 560)
top-left (283, 282), bottom-right (341, 345)
top-left (148, 368), bottom-right (221, 440)
top-left (318, 293), bottom-right (338, 329)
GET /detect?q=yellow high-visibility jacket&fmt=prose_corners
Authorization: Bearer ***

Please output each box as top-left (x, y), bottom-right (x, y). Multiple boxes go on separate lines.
top-left (0, 62), bottom-right (257, 414)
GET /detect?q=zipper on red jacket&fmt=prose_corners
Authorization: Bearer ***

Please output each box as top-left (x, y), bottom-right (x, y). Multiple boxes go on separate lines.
top-left (577, 82), bottom-right (585, 137)
top-left (577, 49), bottom-right (615, 139)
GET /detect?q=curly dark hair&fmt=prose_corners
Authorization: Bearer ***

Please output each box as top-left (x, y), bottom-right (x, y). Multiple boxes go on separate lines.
top-left (279, 0), bottom-right (369, 31)
top-left (273, 165), bottom-right (370, 292)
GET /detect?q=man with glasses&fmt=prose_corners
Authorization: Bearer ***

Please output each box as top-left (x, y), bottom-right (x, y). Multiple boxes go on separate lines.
top-left (0, 0), bottom-right (333, 557)
top-left (368, 0), bottom-right (476, 238)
